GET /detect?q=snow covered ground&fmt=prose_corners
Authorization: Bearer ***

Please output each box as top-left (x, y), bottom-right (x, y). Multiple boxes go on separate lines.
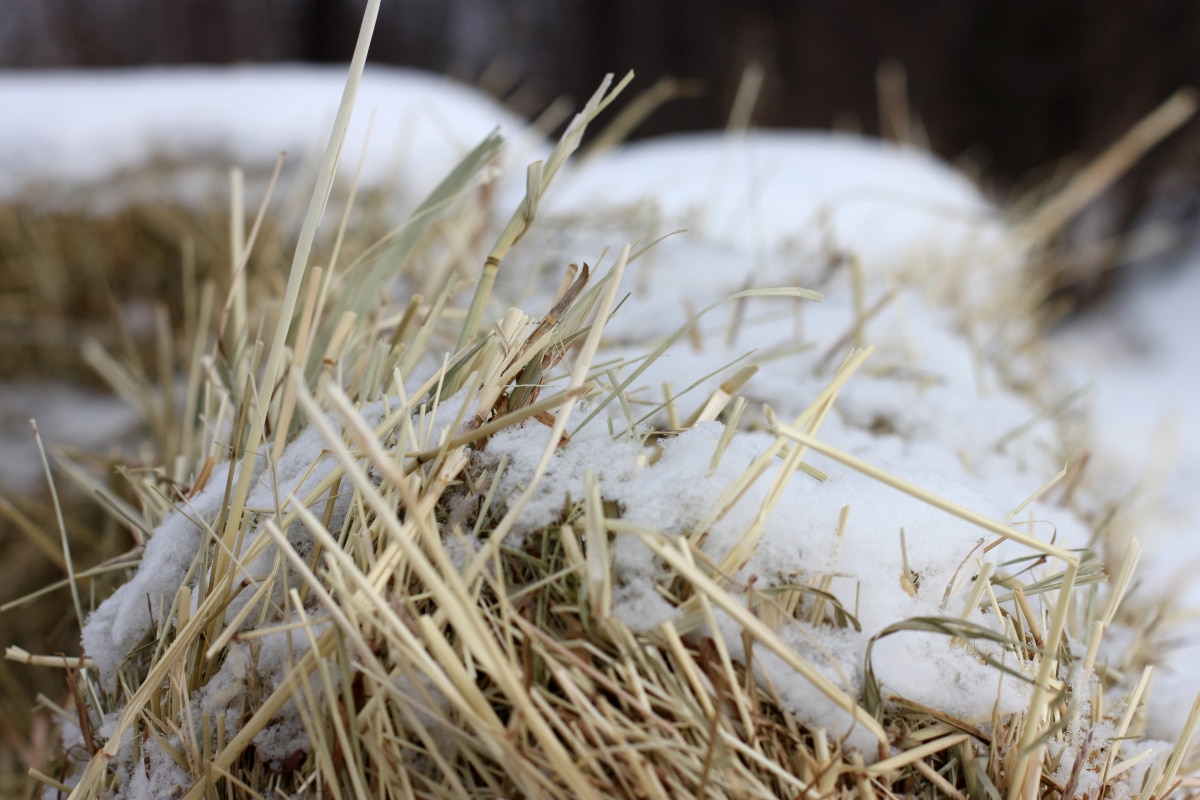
top-left (3, 65), bottom-right (1198, 793)
top-left (1051, 250), bottom-right (1200, 737)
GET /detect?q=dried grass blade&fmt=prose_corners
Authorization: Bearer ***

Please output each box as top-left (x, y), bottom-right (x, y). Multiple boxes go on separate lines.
top-left (632, 528), bottom-right (889, 752)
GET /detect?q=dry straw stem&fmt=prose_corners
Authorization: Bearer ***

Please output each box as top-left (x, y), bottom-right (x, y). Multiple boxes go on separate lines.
top-left (1020, 87), bottom-right (1197, 246)
top-left (771, 423), bottom-right (1084, 800)
top-left (1100, 666), bottom-right (1155, 787)
top-left (205, 0), bottom-right (386, 668)
top-left (1159, 693), bottom-right (1200, 797)
top-left (4, 646), bottom-right (95, 670)
top-left (455, 70), bottom-right (634, 352)
top-left (628, 526), bottom-right (890, 754)
top-left (580, 75), bottom-right (705, 162)
top-left (687, 345), bottom-right (865, 555)
top-left (31, 421), bottom-right (85, 633)
top-left (706, 348), bottom-right (865, 580)
top-left (727, 61), bottom-right (766, 132)
top-left (259, 0), bottom-right (381, 425)
top-left (463, 244), bottom-right (632, 587)
top-left (183, 3), bottom-right (388, 653)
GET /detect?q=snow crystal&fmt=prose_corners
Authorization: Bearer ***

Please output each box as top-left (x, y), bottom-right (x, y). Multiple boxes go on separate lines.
top-left (252, 712), bottom-right (310, 774)
top-left (123, 735), bottom-right (192, 800)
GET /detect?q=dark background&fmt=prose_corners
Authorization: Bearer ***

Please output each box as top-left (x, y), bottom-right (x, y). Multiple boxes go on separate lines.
top-left (4, 0), bottom-right (1200, 260)
top-left (6, 1), bottom-right (1200, 173)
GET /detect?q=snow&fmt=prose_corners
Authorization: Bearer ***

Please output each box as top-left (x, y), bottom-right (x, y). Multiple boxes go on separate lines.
top-left (545, 131), bottom-right (1023, 318)
top-left (467, 127), bottom-right (1082, 745)
top-left (0, 65), bottom-right (543, 206)
top-left (551, 131), bottom-right (1001, 264)
top-left (0, 381), bottom-right (145, 491)
top-left (3, 66), bottom-right (1195, 793)
top-left (79, 390), bottom-right (477, 685)
top-left (482, 420), bottom-right (1037, 744)
top-left (1049, 255), bottom-right (1200, 740)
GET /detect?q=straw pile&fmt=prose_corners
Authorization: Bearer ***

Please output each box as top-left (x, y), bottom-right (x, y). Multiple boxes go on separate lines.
top-left (5, 3), bottom-right (1200, 799)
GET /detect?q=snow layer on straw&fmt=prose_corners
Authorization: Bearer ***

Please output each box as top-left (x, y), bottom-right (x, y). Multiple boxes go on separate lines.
top-left (548, 131), bottom-right (1023, 311)
top-left (0, 65), bottom-right (544, 205)
top-left (472, 127), bottom-right (1099, 747)
top-left (482, 416), bottom-right (1037, 743)
top-left (79, 391), bottom-right (475, 686)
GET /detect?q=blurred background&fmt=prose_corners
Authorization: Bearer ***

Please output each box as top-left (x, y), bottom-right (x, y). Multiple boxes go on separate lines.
top-left (4, 0), bottom-right (1199, 196)
top-left (5, 0), bottom-right (1200, 301)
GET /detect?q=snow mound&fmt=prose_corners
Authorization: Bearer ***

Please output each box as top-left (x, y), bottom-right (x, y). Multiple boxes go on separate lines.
top-left (0, 65), bottom-right (543, 203)
top-left (549, 131), bottom-right (1020, 309)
